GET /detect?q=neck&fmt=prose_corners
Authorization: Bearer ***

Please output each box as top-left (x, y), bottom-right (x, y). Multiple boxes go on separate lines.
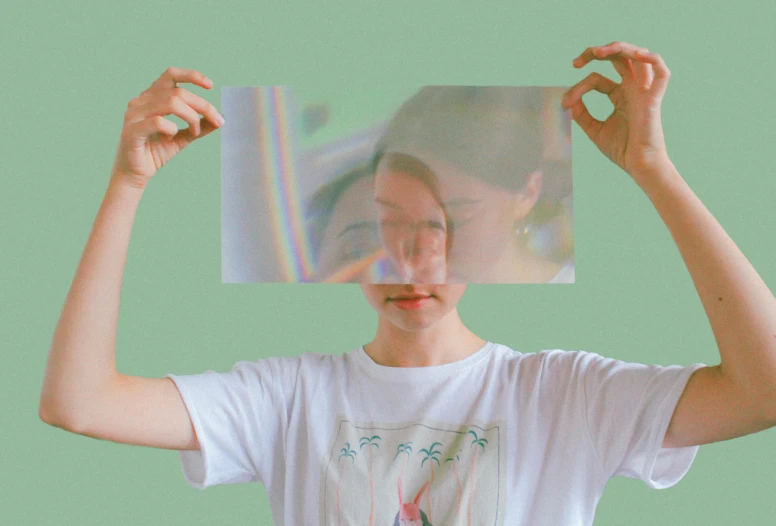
top-left (363, 308), bottom-right (486, 367)
top-left (482, 238), bottom-right (561, 283)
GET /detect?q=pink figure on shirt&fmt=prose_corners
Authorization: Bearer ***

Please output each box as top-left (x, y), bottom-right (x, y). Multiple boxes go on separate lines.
top-left (393, 478), bottom-right (433, 526)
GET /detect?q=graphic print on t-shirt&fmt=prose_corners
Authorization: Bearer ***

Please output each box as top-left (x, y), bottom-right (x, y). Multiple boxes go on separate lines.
top-left (320, 419), bottom-right (506, 525)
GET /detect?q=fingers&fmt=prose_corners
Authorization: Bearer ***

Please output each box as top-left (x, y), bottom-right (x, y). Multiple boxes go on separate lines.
top-left (172, 117), bottom-right (221, 146)
top-left (561, 72), bottom-right (617, 109)
top-left (573, 42), bottom-right (653, 85)
top-left (174, 87), bottom-right (225, 129)
top-left (123, 116), bottom-right (220, 154)
top-left (125, 76), bottom-right (225, 137)
top-left (124, 115), bottom-right (178, 141)
top-left (633, 50), bottom-right (671, 95)
top-left (151, 66), bottom-right (213, 91)
top-left (628, 51), bottom-right (653, 89)
top-left (573, 44), bottom-right (630, 79)
top-left (574, 42), bottom-right (649, 67)
top-left (126, 96), bottom-right (204, 136)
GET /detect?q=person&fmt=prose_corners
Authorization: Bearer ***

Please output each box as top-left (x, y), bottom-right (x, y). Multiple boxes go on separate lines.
top-left (309, 87), bottom-right (572, 285)
top-left (372, 152), bottom-right (451, 284)
top-left (305, 163), bottom-right (384, 283)
top-left (38, 42), bottom-right (776, 525)
top-left (372, 85), bottom-right (575, 284)
top-left (305, 155), bottom-right (452, 285)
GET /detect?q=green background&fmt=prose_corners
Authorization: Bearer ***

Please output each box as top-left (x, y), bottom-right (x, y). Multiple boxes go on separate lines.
top-left (2, 1), bottom-right (775, 524)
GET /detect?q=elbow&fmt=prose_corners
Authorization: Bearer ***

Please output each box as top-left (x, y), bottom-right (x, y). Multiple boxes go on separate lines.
top-left (38, 388), bottom-right (59, 426)
top-left (39, 374), bottom-right (67, 428)
top-left (38, 395), bottom-right (87, 434)
top-left (39, 403), bottom-right (72, 433)
top-left (747, 375), bottom-right (776, 430)
top-left (38, 401), bottom-right (54, 425)
top-left (722, 362), bottom-right (776, 430)
top-left (39, 398), bottom-right (69, 430)
top-left (39, 374), bottom-right (122, 436)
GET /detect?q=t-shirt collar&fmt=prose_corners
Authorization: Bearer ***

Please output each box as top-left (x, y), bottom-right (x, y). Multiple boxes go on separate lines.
top-left (353, 341), bottom-right (496, 383)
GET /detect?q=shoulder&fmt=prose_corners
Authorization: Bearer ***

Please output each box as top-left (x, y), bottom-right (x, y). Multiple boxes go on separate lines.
top-left (488, 344), bottom-right (599, 384)
top-left (492, 344), bottom-right (595, 370)
top-left (218, 350), bottom-right (351, 386)
top-left (225, 351), bottom-right (355, 401)
top-left (489, 346), bottom-right (639, 394)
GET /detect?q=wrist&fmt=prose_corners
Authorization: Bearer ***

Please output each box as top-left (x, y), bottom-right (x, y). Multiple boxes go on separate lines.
top-left (108, 169), bottom-right (149, 194)
top-left (106, 171), bottom-right (148, 204)
top-left (631, 157), bottom-right (681, 195)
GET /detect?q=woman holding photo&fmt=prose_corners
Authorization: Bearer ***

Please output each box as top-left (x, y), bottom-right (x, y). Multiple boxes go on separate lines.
top-left (39, 42), bottom-right (776, 525)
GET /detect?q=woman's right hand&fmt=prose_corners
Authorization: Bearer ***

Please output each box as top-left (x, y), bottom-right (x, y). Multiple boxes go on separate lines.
top-left (111, 67), bottom-right (225, 189)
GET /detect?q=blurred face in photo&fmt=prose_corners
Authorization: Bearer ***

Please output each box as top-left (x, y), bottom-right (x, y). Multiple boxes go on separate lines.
top-left (377, 150), bottom-right (542, 283)
top-left (312, 173), bottom-right (381, 283)
top-left (419, 152), bottom-right (542, 282)
top-left (373, 154), bottom-right (449, 284)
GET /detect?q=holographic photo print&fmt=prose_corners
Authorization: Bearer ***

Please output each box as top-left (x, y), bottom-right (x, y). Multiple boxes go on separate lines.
top-left (222, 86), bottom-right (573, 284)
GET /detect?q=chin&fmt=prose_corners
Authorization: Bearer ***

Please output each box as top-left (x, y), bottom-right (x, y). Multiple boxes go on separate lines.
top-left (390, 313), bottom-right (441, 332)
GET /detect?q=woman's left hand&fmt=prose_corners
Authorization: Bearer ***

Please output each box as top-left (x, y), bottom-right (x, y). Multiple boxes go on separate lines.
top-left (561, 42), bottom-right (672, 183)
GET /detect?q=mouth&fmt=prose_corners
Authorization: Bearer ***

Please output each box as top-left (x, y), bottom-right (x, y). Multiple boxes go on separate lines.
top-left (389, 292), bottom-right (434, 300)
top-left (387, 293), bottom-right (435, 310)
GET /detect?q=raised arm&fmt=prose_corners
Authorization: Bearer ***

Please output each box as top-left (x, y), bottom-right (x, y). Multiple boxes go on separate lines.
top-left (39, 67), bottom-right (224, 450)
top-left (562, 42), bottom-right (776, 448)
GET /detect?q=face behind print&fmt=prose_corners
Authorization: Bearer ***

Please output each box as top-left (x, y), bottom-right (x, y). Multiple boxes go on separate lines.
top-left (221, 86), bottom-right (573, 283)
top-left (374, 153), bottom-right (450, 284)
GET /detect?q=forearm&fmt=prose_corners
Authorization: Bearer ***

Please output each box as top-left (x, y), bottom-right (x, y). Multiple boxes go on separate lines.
top-left (637, 161), bottom-right (776, 417)
top-left (40, 172), bottom-right (145, 427)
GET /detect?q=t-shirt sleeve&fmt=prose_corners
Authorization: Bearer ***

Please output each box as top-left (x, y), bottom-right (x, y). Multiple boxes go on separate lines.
top-left (579, 352), bottom-right (707, 489)
top-left (165, 358), bottom-right (296, 490)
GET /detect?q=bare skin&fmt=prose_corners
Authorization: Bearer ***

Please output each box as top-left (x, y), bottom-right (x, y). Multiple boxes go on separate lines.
top-left (39, 67), bottom-right (224, 450)
top-left (360, 283), bottom-right (486, 367)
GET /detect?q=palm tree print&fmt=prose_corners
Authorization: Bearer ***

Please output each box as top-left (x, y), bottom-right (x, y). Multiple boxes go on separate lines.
top-left (394, 442), bottom-right (413, 481)
top-left (359, 435), bottom-right (381, 526)
top-left (337, 443), bottom-right (357, 526)
top-left (444, 453), bottom-right (463, 526)
top-left (466, 430), bottom-right (488, 526)
top-left (418, 442), bottom-right (442, 523)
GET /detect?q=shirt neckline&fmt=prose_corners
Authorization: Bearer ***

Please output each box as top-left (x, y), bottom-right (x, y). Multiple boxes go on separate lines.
top-left (353, 341), bottom-right (497, 383)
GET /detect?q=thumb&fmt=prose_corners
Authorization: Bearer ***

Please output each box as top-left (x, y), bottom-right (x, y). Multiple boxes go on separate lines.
top-left (173, 117), bottom-right (219, 150)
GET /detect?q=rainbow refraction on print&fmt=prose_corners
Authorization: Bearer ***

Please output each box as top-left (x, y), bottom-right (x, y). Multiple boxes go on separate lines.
top-left (253, 86), bottom-right (315, 282)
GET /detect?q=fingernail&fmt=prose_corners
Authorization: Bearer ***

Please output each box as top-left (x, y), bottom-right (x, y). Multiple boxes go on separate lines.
top-left (216, 114), bottom-right (225, 126)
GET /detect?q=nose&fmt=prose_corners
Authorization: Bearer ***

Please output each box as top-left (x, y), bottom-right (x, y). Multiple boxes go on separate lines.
top-left (403, 223), bottom-right (444, 259)
top-left (395, 223), bottom-right (447, 283)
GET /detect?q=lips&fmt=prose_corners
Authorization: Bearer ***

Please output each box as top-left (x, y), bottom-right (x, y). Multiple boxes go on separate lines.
top-left (388, 294), bottom-right (434, 310)
top-left (391, 294), bottom-right (432, 300)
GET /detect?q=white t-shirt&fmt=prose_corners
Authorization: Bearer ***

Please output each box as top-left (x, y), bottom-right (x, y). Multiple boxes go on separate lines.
top-left (166, 343), bottom-right (705, 526)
